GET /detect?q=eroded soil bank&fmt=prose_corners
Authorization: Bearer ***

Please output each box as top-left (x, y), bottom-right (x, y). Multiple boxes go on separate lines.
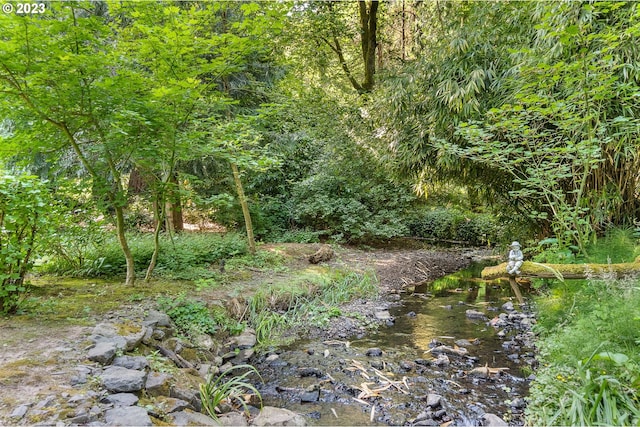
top-left (0, 243), bottom-right (527, 426)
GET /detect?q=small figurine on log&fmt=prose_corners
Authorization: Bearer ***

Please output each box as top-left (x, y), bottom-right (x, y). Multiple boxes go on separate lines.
top-left (506, 241), bottom-right (524, 275)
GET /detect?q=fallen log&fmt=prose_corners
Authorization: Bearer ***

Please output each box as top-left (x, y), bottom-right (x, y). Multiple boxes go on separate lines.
top-left (481, 260), bottom-right (640, 281)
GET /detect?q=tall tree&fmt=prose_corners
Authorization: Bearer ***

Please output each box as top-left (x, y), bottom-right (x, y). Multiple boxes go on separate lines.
top-left (0, 3), bottom-right (142, 284)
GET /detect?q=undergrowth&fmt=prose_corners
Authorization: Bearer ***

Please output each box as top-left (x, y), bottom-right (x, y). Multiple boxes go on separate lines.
top-left (246, 269), bottom-right (378, 347)
top-left (527, 229), bottom-right (640, 426)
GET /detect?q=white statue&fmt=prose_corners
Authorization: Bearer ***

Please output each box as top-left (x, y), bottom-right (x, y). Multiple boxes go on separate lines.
top-left (506, 241), bottom-right (523, 275)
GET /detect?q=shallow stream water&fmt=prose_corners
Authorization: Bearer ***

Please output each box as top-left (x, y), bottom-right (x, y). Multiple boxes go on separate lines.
top-left (253, 262), bottom-right (535, 426)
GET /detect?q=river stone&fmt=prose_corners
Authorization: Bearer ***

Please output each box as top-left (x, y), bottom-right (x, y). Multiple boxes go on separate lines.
top-left (100, 366), bottom-right (147, 393)
top-left (101, 393), bottom-right (139, 407)
top-left (234, 328), bottom-right (257, 349)
top-left (252, 406), bottom-right (307, 426)
top-left (219, 412), bottom-right (249, 426)
top-left (170, 409), bottom-right (218, 426)
top-left (298, 367), bottom-right (322, 377)
top-left (374, 309), bottom-right (393, 320)
top-left (501, 301), bottom-right (515, 312)
top-left (88, 341), bottom-right (118, 364)
top-left (146, 371), bottom-right (173, 397)
top-left (300, 390), bottom-right (319, 403)
top-left (481, 413), bottom-right (508, 426)
top-left (366, 347), bottom-right (383, 357)
top-left (105, 406), bottom-right (152, 426)
top-left (426, 393), bottom-right (442, 408)
top-left (465, 309), bottom-right (487, 320)
top-left (112, 355), bottom-right (149, 371)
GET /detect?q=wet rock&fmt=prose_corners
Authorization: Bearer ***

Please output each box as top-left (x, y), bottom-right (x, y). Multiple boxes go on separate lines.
top-left (100, 366), bottom-right (147, 393)
top-left (298, 367), bottom-right (322, 378)
top-left (9, 404), bottom-right (30, 419)
top-left (170, 409), bottom-right (218, 426)
top-left (144, 371), bottom-right (172, 397)
top-left (431, 345), bottom-right (468, 356)
top-left (105, 406), bottom-right (152, 426)
top-left (480, 413), bottom-right (508, 426)
top-left (234, 328), bottom-right (257, 349)
top-left (252, 406), bottom-right (307, 426)
top-left (433, 354), bottom-right (450, 366)
top-left (425, 393), bottom-right (442, 408)
top-left (501, 301), bottom-right (515, 312)
top-left (400, 360), bottom-right (415, 371)
top-left (300, 390), bottom-right (319, 402)
top-left (101, 393), bottom-right (139, 407)
top-left (111, 355), bottom-right (149, 371)
top-left (510, 397), bottom-right (527, 409)
top-left (415, 420), bottom-right (439, 426)
top-left (465, 309), bottom-right (487, 320)
top-left (366, 348), bottom-right (383, 357)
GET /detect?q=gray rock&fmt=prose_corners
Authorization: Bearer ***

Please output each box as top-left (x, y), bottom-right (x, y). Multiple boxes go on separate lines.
top-left (198, 363), bottom-right (213, 379)
top-left (9, 404), bottom-right (30, 419)
top-left (158, 396), bottom-right (190, 413)
top-left (100, 366), bottom-right (147, 393)
top-left (100, 393), bottom-right (139, 407)
top-left (145, 310), bottom-right (172, 327)
top-left (112, 355), bottom-right (149, 371)
top-left (426, 393), bottom-right (442, 408)
top-left (265, 354), bottom-right (279, 363)
top-left (234, 328), bottom-right (257, 349)
top-left (89, 322), bottom-right (145, 351)
top-left (374, 309), bottom-right (393, 320)
top-left (415, 420), bottom-right (439, 426)
top-left (171, 387), bottom-right (202, 412)
top-left (251, 406), bottom-right (307, 426)
top-left (300, 390), bottom-right (319, 402)
top-left (105, 406), bottom-right (152, 426)
top-left (170, 409), bottom-right (218, 426)
top-left (434, 354), bottom-right (450, 366)
top-left (465, 309), bottom-right (487, 320)
top-left (88, 341), bottom-right (118, 365)
top-left (501, 301), bottom-right (515, 312)
top-left (219, 412), bottom-right (249, 426)
top-left (193, 333), bottom-right (214, 350)
top-left (481, 413), bottom-right (508, 426)
top-left (145, 371), bottom-right (173, 397)
top-left (366, 347), bottom-right (383, 357)
top-left (298, 367), bottom-right (322, 377)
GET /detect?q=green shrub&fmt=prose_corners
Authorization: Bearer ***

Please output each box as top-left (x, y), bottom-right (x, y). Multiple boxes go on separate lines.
top-left (157, 294), bottom-right (218, 337)
top-left (408, 208), bottom-right (501, 245)
top-left (0, 174), bottom-right (52, 314)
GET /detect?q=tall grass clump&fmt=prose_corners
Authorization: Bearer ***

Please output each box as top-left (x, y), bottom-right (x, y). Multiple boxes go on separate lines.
top-left (246, 269), bottom-right (377, 346)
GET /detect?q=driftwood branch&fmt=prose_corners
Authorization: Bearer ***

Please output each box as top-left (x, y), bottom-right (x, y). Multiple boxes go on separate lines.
top-left (154, 345), bottom-right (194, 369)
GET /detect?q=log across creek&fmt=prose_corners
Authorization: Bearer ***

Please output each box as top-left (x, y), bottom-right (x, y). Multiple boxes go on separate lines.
top-left (481, 258), bottom-right (640, 304)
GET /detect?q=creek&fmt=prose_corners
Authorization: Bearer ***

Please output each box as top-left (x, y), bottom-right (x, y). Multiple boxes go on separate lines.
top-left (252, 262), bottom-right (536, 426)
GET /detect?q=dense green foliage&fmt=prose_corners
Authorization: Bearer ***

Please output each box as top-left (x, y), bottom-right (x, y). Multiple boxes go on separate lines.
top-left (527, 232), bottom-right (640, 426)
top-left (0, 174), bottom-right (51, 313)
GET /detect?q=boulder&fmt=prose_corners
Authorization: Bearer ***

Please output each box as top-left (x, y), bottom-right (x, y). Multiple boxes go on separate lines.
top-left (100, 366), bottom-right (147, 393)
top-left (112, 355), bottom-right (149, 371)
top-left (145, 371), bottom-right (173, 397)
top-left (251, 406), bottom-right (307, 426)
top-left (87, 341), bottom-right (118, 365)
top-left (105, 406), bottom-right (152, 426)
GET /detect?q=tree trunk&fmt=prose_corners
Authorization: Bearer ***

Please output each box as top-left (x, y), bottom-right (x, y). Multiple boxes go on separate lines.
top-left (481, 259), bottom-right (640, 281)
top-left (115, 204), bottom-right (136, 286)
top-left (231, 163), bottom-right (256, 255)
top-left (359, 0), bottom-right (379, 92)
top-left (145, 196), bottom-right (163, 282)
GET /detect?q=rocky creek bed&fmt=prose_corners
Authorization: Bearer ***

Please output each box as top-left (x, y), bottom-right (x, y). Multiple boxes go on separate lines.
top-left (0, 246), bottom-right (536, 426)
